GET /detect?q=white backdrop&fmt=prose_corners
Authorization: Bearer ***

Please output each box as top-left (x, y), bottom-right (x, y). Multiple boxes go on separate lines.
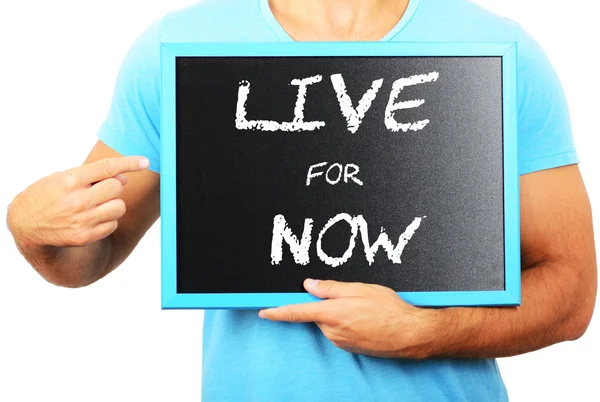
top-left (0, 1), bottom-right (597, 401)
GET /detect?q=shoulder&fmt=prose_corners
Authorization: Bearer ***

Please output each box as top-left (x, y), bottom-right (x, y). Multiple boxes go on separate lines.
top-left (119, 0), bottom-right (276, 74)
top-left (405, 1), bottom-right (552, 69)
top-left (404, 0), bottom-right (521, 42)
top-left (160, 0), bottom-right (274, 42)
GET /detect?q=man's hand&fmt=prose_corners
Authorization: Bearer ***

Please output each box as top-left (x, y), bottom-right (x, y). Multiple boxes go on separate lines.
top-left (259, 278), bottom-right (439, 359)
top-left (7, 156), bottom-right (149, 249)
top-left (260, 166), bottom-right (596, 360)
top-left (6, 148), bottom-right (156, 288)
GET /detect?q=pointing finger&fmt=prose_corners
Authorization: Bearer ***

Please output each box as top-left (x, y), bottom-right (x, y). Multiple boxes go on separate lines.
top-left (76, 156), bottom-right (149, 185)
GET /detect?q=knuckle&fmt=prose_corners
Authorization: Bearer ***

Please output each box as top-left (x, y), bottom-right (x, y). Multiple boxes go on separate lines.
top-left (327, 315), bottom-right (343, 327)
top-left (330, 337), bottom-right (345, 348)
top-left (114, 199), bottom-right (127, 217)
top-left (71, 229), bottom-right (91, 247)
top-left (129, 159), bottom-right (139, 172)
top-left (61, 172), bottom-right (79, 189)
top-left (322, 280), bottom-right (336, 294)
top-left (102, 159), bottom-right (117, 177)
top-left (331, 341), bottom-right (343, 350)
top-left (49, 171), bottom-right (63, 182)
top-left (368, 283), bottom-right (384, 292)
top-left (106, 178), bottom-right (124, 196)
top-left (106, 220), bottom-right (119, 234)
top-left (330, 332), bottom-right (345, 345)
top-left (287, 310), bottom-right (301, 322)
top-left (67, 211), bottom-right (81, 228)
top-left (114, 181), bottom-right (125, 197)
top-left (374, 284), bottom-right (397, 296)
top-left (321, 327), bottom-right (336, 341)
top-left (338, 319), bottom-right (352, 332)
top-left (106, 221), bottom-right (119, 237)
top-left (66, 196), bottom-right (86, 213)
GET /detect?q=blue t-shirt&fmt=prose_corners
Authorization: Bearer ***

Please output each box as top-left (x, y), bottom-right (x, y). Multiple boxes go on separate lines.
top-left (98, 0), bottom-right (579, 400)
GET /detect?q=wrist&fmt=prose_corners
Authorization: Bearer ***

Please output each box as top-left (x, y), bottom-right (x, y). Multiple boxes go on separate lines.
top-left (388, 306), bottom-right (445, 359)
top-left (423, 307), bottom-right (483, 358)
top-left (7, 196), bottom-right (59, 260)
top-left (412, 307), bottom-right (446, 358)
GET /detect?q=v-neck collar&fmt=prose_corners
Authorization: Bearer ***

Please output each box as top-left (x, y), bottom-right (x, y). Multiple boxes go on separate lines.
top-left (259, 0), bottom-right (422, 42)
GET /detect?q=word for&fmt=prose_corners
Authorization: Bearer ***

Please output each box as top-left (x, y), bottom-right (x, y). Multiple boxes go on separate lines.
top-left (306, 162), bottom-right (363, 186)
top-left (236, 71), bottom-right (439, 133)
top-left (270, 213), bottom-right (426, 267)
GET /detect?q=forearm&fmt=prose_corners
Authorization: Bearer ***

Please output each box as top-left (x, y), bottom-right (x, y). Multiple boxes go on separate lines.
top-left (424, 260), bottom-right (596, 359)
top-left (23, 238), bottom-right (114, 288)
top-left (7, 203), bottom-right (116, 288)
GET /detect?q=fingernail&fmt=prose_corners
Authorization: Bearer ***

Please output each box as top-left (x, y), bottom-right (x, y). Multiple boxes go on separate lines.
top-left (258, 310), bottom-right (267, 318)
top-left (139, 158), bottom-right (150, 169)
top-left (305, 278), bottom-right (320, 290)
top-left (115, 174), bottom-right (128, 185)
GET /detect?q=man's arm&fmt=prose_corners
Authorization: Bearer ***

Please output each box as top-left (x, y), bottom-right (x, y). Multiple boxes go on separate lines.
top-left (259, 164), bottom-right (597, 359)
top-left (7, 140), bottom-right (159, 288)
top-left (431, 164), bottom-right (596, 358)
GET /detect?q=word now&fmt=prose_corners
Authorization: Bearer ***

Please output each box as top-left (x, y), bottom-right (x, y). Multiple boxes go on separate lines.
top-left (270, 213), bottom-right (426, 267)
top-left (236, 71), bottom-right (439, 134)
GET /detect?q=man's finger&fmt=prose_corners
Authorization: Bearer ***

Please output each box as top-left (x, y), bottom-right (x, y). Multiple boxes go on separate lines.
top-left (87, 220), bottom-right (119, 244)
top-left (114, 174), bottom-right (128, 185)
top-left (86, 177), bottom-right (124, 207)
top-left (90, 198), bottom-right (127, 224)
top-left (304, 279), bottom-right (369, 299)
top-left (258, 300), bottom-right (331, 323)
top-left (76, 156), bottom-right (149, 185)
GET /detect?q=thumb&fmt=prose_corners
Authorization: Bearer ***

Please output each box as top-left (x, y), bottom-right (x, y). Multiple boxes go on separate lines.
top-left (303, 279), bottom-right (368, 299)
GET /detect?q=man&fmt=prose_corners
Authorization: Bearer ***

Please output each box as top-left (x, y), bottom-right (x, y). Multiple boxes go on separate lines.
top-left (6, 0), bottom-right (597, 400)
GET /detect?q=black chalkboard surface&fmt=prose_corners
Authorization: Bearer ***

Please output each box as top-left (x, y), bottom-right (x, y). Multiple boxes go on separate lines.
top-left (160, 43), bottom-right (520, 309)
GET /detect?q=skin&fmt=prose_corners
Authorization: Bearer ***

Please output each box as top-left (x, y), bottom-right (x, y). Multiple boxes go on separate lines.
top-left (269, 0), bottom-right (410, 41)
top-left (6, 0), bottom-right (597, 360)
top-left (260, 164), bottom-right (597, 359)
top-left (7, 142), bottom-right (159, 288)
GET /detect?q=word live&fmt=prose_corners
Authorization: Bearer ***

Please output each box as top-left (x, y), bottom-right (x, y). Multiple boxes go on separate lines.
top-left (236, 71), bottom-right (440, 134)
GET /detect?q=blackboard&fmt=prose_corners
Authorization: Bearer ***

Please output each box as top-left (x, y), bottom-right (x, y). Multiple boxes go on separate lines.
top-left (160, 43), bottom-right (520, 309)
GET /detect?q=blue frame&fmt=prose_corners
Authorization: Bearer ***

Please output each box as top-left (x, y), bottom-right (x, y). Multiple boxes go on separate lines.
top-left (160, 42), bottom-right (520, 309)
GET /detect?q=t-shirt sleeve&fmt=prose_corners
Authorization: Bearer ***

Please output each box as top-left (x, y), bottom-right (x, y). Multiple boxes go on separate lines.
top-left (96, 20), bottom-right (162, 173)
top-left (516, 26), bottom-right (579, 176)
